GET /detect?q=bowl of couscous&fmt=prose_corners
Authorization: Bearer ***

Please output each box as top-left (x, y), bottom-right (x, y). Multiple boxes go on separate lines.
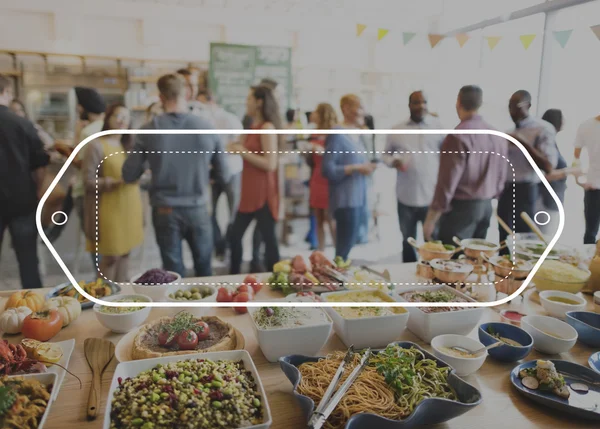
top-left (533, 260), bottom-right (591, 294)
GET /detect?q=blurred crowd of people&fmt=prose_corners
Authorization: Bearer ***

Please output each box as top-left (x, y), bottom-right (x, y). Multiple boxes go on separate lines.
top-left (0, 69), bottom-right (599, 289)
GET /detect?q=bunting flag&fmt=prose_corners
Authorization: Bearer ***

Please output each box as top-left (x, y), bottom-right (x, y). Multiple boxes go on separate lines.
top-left (356, 23), bottom-right (367, 37)
top-left (402, 32), bottom-right (416, 45)
top-left (455, 33), bottom-right (470, 47)
top-left (428, 34), bottom-right (444, 48)
top-left (377, 28), bottom-right (389, 41)
top-left (520, 34), bottom-right (536, 50)
top-left (485, 36), bottom-right (502, 50)
top-left (552, 29), bottom-right (572, 48)
top-left (591, 24), bottom-right (600, 41)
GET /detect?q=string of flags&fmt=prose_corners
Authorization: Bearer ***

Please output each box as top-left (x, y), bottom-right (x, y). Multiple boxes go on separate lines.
top-left (356, 23), bottom-right (600, 50)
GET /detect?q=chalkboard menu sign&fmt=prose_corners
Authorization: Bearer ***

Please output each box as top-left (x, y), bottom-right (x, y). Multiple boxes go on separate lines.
top-left (209, 43), bottom-right (292, 118)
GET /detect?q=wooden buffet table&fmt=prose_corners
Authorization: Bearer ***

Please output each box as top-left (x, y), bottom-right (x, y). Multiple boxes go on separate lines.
top-left (1, 266), bottom-right (598, 429)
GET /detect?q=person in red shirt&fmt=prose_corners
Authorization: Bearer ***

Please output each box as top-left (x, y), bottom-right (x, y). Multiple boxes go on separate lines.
top-left (228, 86), bottom-right (282, 274)
top-left (309, 103), bottom-right (337, 251)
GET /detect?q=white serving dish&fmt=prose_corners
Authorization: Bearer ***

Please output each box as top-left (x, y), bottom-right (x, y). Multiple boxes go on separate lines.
top-left (394, 285), bottom-right (484, 344)
top-left (7, 372), bottom-right (57, 429)
top-left (103, 350), bottom-right (272, 429)
top-left (539, 290), bottom-right (587, 319)
top-left (321, 290), bottom-right (409, 349)
top-left (431, 334), bottom-right (487, 376)
top-left (249, 305), bottom-right (332, 362)
top-left (165, 284), bottom-right (217, 317)
top-left (521, 315), bottom-right (578, 355)
top-left (93, 294), bottom-right (152, 333)
top-left (130, 270), bottom-right (181, 301)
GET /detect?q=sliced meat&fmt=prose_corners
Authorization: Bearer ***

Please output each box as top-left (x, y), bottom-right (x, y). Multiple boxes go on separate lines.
top-left (288, 272), bottom-right (314, 291)
top-left (310, 251), bottom-right (334, 268)
top-left (291, 255), bottom-right (309, 273)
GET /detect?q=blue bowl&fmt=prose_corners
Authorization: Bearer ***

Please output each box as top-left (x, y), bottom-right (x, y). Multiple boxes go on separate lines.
top-left (279, 341), bottom-right (482, 429)
top-left (565, 311), bottom-right (600, 348)
top-left (478, 322), bottom-right (533, 362)
top-left (590, 352), bottom-right (600, 375)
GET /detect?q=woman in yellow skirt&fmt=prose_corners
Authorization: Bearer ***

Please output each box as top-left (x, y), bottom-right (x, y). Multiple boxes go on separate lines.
top-left (82, 104), bottom-right (143, 282)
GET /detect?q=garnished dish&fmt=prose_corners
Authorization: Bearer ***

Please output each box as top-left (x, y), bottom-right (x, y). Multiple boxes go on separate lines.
top-left (109, 358), bottom-right (264, 429)
top-left (324, 290), bottom-right (404, 319)
top-left (478, 323), bottom-right (533, 363)
top-left (0, 376), bottom-right (51, 429)
top-left (408, 238), bottom-right (457, 262)
top-left (287, 344), bottom-right (478, 429)
top-left (46, 279), bottom-right (120, 309)
top-left (485, 326), bottom-right (522, 347)
top-left (400, 291), bottom-right (468, 313)
top-left (252, 307), bottom-right (329, 329)
top-left (519, 360), bottom-right (569, 399)
top-left (133, 268), bottom-right (179, 285)
top-left (131, 312), bottom-right (237, 360)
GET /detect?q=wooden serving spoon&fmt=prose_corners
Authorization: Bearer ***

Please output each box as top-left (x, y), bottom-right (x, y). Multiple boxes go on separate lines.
top-left (84, 338), bottom-right (115, 420)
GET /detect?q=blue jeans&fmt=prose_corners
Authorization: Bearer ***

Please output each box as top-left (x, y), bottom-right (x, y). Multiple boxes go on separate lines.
top-left (0, 212), bottom-right (42, 289)
top-left (397, 201), bottom-right (429, 263)
top-left (152, 206), bottom-right (213, 277)
top-left (335, 207), bottom-right (362, 260)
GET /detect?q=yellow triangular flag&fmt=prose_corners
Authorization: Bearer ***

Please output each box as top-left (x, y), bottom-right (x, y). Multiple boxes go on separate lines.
top-left (377, 28), bottom-right (389, 41)
top-left (486, 36), bottom-right (502, 50)
top-left (428, 34), bottom-right (444, 48)
top-left (455, 33), bottom-right (470, 47)
top-left (520, 34), bottom-right (536, 50)
top-left (356, 24), bottom-right (367, 37)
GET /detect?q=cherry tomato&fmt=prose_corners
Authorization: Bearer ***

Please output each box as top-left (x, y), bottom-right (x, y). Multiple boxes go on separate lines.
top-left (195, 321), bottom-right (210, 341)
top-left (217, 287), bottom-right (233, 302)
top-left (21, 310), bottom-right (63, 342)
top-left (176, 329), bottom-right (199, 350)
top-left (233, 292), bottom-right (250, 314)
top-left (244, 275), bottom-right (263, 294)
top-left (236, 284), bottom-right (252, 295)
top-left (157, 326), bottom-right (176, 347)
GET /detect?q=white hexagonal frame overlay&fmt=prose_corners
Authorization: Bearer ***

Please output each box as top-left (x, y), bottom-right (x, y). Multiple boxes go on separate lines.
top-left (37, 129), bottom-right (564, 308)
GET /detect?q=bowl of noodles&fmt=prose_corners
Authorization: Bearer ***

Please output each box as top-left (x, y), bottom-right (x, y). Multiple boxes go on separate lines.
top-left (0, 373), bottom-right (55, 429)
top-left (279, 341), bottom-right (482, 429)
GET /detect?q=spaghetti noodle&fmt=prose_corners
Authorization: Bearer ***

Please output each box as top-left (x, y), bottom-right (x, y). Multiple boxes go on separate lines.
top-left (297, 346), bottom-right (456, 429)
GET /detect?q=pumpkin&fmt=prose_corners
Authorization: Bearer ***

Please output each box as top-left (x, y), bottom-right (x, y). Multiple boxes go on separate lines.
top-left (0, 307), bottom-right (33, 334)
top-left (5, 291), bottom-right (45, 312)
top-left (44, 296), bottom-right (81, 327)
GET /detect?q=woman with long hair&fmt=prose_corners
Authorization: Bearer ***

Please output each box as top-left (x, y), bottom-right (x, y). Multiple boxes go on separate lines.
top-left (82, 103), bottom-right (143, 281)
top-left (309, 103), bottom-right (337, 251)
top-left (228, 85), bottom-right (281, 274)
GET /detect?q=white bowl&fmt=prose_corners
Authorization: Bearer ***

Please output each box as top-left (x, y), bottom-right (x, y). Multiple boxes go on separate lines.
top-left (165, 284), bottom-right (217, 317)
top-left (93, 294), bottom-right (152, 334)
top-left (321, 290), bottom-right (409, 349)
top-left (249, 306), bottom-right (333, 362)
top-left (431, 334), bottom-right (487, 376)
top-left (130, 270), bottom-right (181, 301)
top-left (103, 349), bottom-right (272, 429)
top-left (539, 290), bottom-right (587, 319)
top-left (394, 285), bottom-right (484, 344)
top-left (521, 315), bottom-right (578, 355)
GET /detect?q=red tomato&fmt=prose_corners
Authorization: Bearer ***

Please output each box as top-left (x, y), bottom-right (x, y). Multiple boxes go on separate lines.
top-left (21, 310), bottom-right (63, 342)
top-left (176, 329), bottom-right (199, 350)
top-left (194, 321), bottom-right (210, 341)
top-left (244, 275), bottom-right (263, 294)
top-left (157, 326), bottom-right (176, 347)
top-left (234, 283), bottom-right (254, 301)
top-left (217, 287), bottom-right (233, 302)
top-left (233, 292), bottom-right (250, 314)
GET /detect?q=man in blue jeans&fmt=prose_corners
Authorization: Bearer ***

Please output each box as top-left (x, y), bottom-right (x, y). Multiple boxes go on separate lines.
top-left (0, 74), bottom-right (50, 289)
top-left (122, 74), bottom-right (229, 277)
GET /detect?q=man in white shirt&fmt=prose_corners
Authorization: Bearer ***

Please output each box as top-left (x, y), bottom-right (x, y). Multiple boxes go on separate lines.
top-left (192, 88), bottom-right (243, 258)
top-left (383, 91), bottom-right (444, 262)
top-left (574, 115), bottom-right (600, 244)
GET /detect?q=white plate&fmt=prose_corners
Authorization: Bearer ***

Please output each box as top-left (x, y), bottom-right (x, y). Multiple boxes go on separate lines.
top-left (114, 323), bottom-right (246, 362)
top-left (103, 349), bottom-right (272, 429)
top-left (5, 372), bottom-right (57, 429)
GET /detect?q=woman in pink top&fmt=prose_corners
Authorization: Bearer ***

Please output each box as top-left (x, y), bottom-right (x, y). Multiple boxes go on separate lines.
top-left (228, 85), bottom-right (281, 274)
